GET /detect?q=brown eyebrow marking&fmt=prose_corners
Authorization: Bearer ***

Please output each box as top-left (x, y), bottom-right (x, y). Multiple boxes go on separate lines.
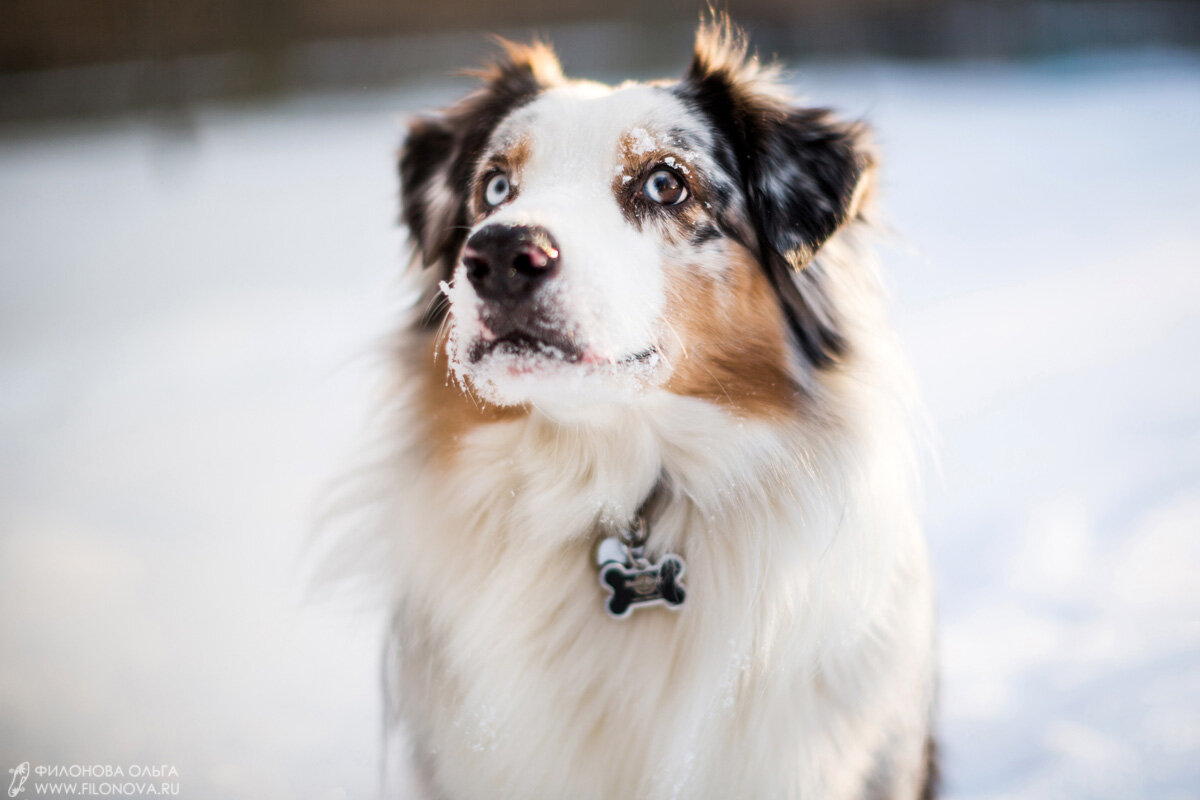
top-left (479, 135), bottom-right (531, 178)
top-left (616, 129), bottom-right (699, 179)
top-left (501, 136), bottom-right (531, 174)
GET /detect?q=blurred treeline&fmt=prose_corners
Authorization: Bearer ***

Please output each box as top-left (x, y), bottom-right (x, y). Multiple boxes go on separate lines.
top-left (2, 0), bottom-right (1198, 120)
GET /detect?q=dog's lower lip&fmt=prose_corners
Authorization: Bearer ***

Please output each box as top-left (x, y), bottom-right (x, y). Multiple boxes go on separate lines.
top-left (623, 347), bottom-right (656, 363)
top-left (480, 331), bottom-right (582, 362)
top-left (471, 334), bottom-right (656, 366)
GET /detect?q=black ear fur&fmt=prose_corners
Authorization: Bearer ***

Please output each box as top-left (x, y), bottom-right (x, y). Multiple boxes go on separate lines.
top-left (748, 107), bottom-right (874, 269)
top-left (677, 20), bottom-right (875, 367)
top-left (399, 40), bottom-right (563, 290)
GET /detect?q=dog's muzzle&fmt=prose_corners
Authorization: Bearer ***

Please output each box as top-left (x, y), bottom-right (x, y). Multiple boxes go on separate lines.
top-left (463, 224), bottom-right (581, 360)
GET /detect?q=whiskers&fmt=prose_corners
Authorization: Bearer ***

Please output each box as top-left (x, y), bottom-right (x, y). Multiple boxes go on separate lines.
top-left (426, 277), bottom-right (491, 410)
top-left (661, 319), bottom-right (688, 370)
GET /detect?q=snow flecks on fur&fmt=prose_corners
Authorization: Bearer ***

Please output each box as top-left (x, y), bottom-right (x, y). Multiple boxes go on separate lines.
top-left (437, 275), bottom-right (484, 391)
top-left (627, 126), bottom-right (660, 155)
top-left (663, 155), bottom-right (689, 174)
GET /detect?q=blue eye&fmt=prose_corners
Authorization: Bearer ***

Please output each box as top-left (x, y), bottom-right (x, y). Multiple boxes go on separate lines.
top-left (643, 168), bottom-right (688, 205)
top-left (484, 173), bottom-right (511, 207)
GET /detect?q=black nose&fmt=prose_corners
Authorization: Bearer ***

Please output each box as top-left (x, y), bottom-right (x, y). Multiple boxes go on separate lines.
top-left (462, 225), bottom-right (560, 307)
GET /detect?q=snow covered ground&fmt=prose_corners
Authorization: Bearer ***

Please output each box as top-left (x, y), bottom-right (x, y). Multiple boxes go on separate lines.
top-left (1, 50), bottom-right (1198, 798)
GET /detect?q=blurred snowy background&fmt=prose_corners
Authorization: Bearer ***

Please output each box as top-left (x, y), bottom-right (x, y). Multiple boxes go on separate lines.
top-left (2, 1), bottom-right (1199, 798)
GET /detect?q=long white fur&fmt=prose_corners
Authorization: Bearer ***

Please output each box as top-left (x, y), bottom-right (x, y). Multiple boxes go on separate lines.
top-left (360, 72), bottom-right (936, 800)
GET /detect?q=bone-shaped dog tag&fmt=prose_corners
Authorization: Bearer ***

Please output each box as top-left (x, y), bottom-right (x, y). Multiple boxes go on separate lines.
top-left (597, 536), bottom-right (686, 619)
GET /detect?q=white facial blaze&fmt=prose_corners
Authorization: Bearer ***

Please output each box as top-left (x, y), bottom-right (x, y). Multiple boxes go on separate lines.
top-left (442, 83), bottom-right (714, 411)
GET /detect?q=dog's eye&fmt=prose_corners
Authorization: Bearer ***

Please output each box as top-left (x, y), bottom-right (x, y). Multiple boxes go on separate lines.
top-left (642, 168), bottom-right (688, 206)
top-left (484, 173), bottom-right (511, 207)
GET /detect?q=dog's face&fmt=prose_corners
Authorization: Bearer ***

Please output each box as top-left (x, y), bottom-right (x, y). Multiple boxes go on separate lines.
top-left (401, 23), bottom-right (873, 413)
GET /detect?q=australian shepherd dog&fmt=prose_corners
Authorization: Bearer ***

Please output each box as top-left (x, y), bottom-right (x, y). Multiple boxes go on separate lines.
top-left (363, 18), bottom-right (937, 800)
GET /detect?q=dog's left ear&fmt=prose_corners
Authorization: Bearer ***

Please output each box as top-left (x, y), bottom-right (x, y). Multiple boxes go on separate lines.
top-left (676, 20), bottom-right (875, 366)
top-left (679, 21), bottom-right (875, 271)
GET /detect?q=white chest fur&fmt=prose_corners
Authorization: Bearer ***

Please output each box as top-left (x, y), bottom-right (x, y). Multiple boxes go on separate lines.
top-left (381, 391), bottom-right (935, 800)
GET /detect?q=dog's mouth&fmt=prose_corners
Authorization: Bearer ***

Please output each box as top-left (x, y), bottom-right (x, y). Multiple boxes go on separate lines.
top-left (467, 327), bottom-right (656, 368)
top-left (449, 311), bottom-right (665, 405)
top-left (469, 327), bottom-right (582, 364)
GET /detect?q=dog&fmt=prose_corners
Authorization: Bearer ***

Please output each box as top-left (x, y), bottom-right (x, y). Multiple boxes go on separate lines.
top-left (369, 18), bottom-right (937, 800)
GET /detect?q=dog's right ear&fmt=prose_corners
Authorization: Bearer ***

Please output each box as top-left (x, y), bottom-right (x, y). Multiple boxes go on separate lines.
top-left (399, 41), bottom-right (563, 278)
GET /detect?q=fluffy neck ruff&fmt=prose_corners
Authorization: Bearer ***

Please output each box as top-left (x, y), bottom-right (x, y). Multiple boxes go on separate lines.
top-left (374, 375), bottom-right (930, 799)
top-left (395, 361), bottom-right (920, 668)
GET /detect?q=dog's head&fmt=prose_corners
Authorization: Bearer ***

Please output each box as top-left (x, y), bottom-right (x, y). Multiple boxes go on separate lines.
top-left (401, 21), bottom-right (874, 413)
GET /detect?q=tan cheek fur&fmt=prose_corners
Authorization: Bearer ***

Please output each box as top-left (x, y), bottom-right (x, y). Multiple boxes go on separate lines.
top-left (662, 243), bottom-right (796, 419)
top-left (417, 337), bottom-right (527, 468)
